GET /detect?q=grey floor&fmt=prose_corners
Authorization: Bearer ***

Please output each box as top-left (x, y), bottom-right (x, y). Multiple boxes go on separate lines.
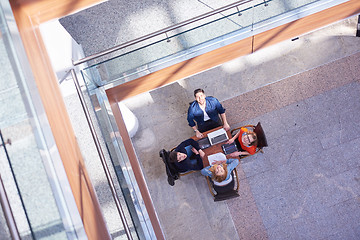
top-left (122, 17), bottom-right (360, 240)
top-left (59, 1), bottom-right (360, 239)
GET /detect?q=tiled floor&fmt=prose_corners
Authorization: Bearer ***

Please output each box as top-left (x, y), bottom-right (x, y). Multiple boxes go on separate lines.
top-left (123, 17), bottom-right (360, 239)
top-left (224, 59), bottom-right (360, 239)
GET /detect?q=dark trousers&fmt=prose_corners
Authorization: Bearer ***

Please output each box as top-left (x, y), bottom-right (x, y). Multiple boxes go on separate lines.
top-left (198, 119), bottom-right (221, 133)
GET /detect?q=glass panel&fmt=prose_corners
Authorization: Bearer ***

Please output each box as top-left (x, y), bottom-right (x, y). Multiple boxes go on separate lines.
top-left (0, 202), bottom-right (11, 239)
top-left (0, 1), bottom-right (84, 239)
top-left (90, 87), bottom-right (151, 239)
top-left (82, 0), bottom-right (325, 88)
top-left (81, 0), bottom-right (262, 85)
top-left (62, 72), bottom-right (142, 239)
top-left (253, 0), bottom-right (321, 24)
top-left (0, 19), bottom-right (67, 240)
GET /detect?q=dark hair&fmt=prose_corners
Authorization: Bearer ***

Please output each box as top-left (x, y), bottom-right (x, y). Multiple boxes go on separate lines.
top-left (169, 151), bottom-right (178, 163)
top-left (194, 88), bottom-right (204, 97)
top-left (248, 132), bottom-right (258, 146)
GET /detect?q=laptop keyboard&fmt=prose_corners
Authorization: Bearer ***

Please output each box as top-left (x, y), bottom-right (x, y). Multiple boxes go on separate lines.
top-left (211, 133), bottom-right (228, 145)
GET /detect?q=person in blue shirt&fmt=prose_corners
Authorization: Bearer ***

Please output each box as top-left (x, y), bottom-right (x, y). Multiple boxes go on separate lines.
top-left (201, 158), bottom-right (239, 187)
top-left (187, 89), bottom-right (230, 138)
top-left (169, 138), bottom-right (205, 173)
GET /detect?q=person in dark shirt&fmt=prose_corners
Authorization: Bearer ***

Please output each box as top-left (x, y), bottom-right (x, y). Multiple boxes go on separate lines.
top-left (187, 89), bottom-right (230, 138)
top-left (169, 138), bottom-right (205, 173)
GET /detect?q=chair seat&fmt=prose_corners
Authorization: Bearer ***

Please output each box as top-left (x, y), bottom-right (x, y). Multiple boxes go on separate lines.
top-left (206, 168), bottom-right (240, 201)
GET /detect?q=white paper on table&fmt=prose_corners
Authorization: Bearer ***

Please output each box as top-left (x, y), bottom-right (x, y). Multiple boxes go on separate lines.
top-left (207, 152), bottom-right (227, 165)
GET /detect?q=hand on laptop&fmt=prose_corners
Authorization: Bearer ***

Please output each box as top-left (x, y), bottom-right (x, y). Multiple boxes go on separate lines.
top-left (195, 131), bottom-right (203, 138)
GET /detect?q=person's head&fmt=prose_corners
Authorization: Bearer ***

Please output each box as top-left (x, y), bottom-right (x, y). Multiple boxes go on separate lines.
top-left (209, 163), bottom-right (228, 182)
top-left (243, 132), bottom-right (258, 146)
top-left (193, 88), bottom-right (206, 105)
top-left (169, 151), bottom-right (187, 163)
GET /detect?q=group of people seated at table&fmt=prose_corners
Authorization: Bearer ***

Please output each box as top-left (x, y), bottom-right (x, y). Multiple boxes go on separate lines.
top-left (169, 88), bottom-right (259, 187)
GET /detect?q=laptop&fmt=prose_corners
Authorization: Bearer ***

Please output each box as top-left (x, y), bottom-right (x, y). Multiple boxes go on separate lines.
top-left (221, 142), bottom-right (238, 155)
top-left (197, 137), bottom-right (211, 150)
top-left (207, 128), bottom-right (229, 145)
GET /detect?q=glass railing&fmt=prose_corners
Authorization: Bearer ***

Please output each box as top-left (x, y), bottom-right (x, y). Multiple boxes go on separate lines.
top-left (0, 209), bottom-right (12, 240)
top-left (0, 171), bottom-right (14, 240)
top-left (68, 70), bottom-right (142, 239)
top-left (86, 84), bottom-right (154, 240)
top-left (80, 0), bottom-right (326, 90)
top-left (0, 1), bottom-right (85, 239)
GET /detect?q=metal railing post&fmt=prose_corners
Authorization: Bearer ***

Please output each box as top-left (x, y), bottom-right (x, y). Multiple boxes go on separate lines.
top-left (0, 174), bottom-right (20, 240)
top-left (0, 129), bottom-right (35, 239)
top-left (0, 133), bottom-right (18, 239)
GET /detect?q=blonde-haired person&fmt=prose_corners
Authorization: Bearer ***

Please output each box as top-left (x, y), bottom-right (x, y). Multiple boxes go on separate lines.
top-left (201, 158), bottom-right (239, 187)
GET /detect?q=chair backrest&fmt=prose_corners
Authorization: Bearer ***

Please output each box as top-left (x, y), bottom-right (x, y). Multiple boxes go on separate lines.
top-left (159, 149), bottom-right (179, 186)
top-left (206, 168), bottom-right (240, 201)
top-left (253, 122), bottom-right (268, 148)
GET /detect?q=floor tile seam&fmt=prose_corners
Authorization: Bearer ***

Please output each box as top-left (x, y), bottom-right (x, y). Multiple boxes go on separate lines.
top-left (227, 199), bottom-right (269, 239)
top-left (235, 167), bottom-right (275, 219)
top-left (224, 201), bottom-right (242, 240)
top-left (227, 164), bottom-right (269, 239)
top-left (221, 48), bottom-right (360, 104)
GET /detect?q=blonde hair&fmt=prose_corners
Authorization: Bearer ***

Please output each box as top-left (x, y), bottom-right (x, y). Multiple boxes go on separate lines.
top-left (209, 163), bottom-right (228, 182)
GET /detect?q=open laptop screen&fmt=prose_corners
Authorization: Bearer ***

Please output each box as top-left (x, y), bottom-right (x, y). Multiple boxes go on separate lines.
top-left (207, 128), bottom-right (229, 145)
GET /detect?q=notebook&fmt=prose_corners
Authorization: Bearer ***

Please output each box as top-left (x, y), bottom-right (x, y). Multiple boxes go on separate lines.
top-left (207, 128), bottom-right (229, 145)
top-left (207, 152), bottom-right (227, 165)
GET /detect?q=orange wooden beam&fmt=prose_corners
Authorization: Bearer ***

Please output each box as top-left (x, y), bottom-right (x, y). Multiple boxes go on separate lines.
top-left (9, 0), bottom-right (110, 239)
top-left (109, 100), bottom-right (165, 240)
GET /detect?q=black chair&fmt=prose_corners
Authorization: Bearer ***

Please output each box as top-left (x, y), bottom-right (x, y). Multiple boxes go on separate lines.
top-left (205, 168), bottom-right (240, 201)
top-left (230, 122), bottom-right (268, 158)
top-left (159, 148), bottom-right (199, 186)
top-left (159, 149), bottom-right (179, 186)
